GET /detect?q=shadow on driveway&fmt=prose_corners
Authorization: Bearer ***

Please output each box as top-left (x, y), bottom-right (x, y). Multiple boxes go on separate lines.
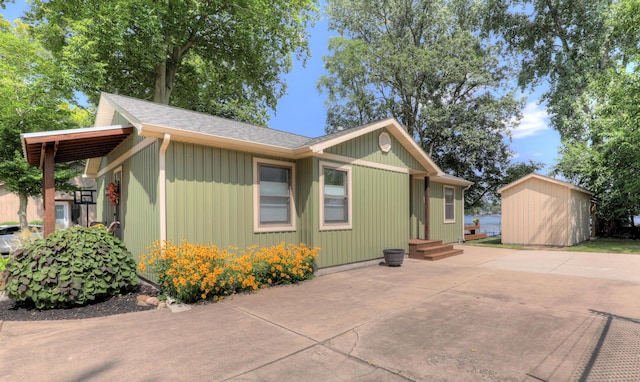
top-left (571, 310), bottom-right (640, 381)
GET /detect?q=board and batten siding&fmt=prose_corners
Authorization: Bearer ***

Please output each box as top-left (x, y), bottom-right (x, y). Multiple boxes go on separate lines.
top-left (96, 140), bottom-right (160, 281)
top-left (165, 142), bottom-right (298, 250)
top-left (166, 139), bottom-right (413, 269)
top-left (429, 181), bottom-right (464, 244)
top-left (501, 176), bottom-right (591, 246)
top-left (310, 158), bottom-right (410, 269)
top-left (122, 141), bottom-right (160, 280)
top-left (294, 157), bottom-right (315, 247)
top-left (324, 128), bottom-right (426, 172)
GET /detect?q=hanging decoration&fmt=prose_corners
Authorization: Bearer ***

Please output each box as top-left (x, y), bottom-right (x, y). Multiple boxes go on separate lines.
top-left (106, 182), bottom-right (120, 206)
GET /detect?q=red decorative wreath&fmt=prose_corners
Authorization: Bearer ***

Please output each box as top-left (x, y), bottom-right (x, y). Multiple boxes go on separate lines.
top-left (106, 182), bottom-right (120, 206)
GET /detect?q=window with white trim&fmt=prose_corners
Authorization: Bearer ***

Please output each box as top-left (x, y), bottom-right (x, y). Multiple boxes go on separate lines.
top-left (320, 162), bottom-right (352, 230)
top-left (55, 201), bottom-right (70, 229)
top-left (444, 186), bottom-right (455, 223)
top-left (254, 158), bottom-right (296, 232)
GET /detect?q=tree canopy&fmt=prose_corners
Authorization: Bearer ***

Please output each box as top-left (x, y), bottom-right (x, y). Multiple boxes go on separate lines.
top-left (0, 17), bottom-right (87, 226)
top-left (25, 0), bottom-right (318, 125)
top-left (485, 0), bottom-right (640, 224)
top-left (319, 0), bottom-right (535, 207)
top-left (554, 0), bottom-right (640, 222)
top-left (482, 0), bottom-right (616, 143)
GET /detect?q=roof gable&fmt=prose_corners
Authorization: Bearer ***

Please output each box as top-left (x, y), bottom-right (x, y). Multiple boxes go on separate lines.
top-left (323, 127), bottom-right (427, 172)
top-left (304, 118), bottom-right (441, 175)
top-left (498, 173), bottom-right (592, 195)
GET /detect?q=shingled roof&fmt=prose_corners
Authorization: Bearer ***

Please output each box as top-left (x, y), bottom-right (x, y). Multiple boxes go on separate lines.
top-left (97, 93), bottom-right (314, 149)
top-left (88, 93), bottom-right (471, 185)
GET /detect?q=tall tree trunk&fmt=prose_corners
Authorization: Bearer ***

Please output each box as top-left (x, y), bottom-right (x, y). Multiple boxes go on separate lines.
top-left (154, 60), bottom-right (172, 105)
top-left (153, 42), bottom-right (192, 105)
top-left (18, 192), bottom-right (28, 229)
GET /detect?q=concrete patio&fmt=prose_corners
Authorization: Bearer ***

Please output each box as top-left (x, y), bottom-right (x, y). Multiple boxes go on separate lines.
top-left (1, 245), bottom-right (639, 381)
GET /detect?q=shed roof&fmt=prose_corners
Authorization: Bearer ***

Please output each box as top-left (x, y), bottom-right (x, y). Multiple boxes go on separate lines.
top-left (498, 173), bottom-right (592, 195)
top-left (21, 125), bottom-right (134, 167)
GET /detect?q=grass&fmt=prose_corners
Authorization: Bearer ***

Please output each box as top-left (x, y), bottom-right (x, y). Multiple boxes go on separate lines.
top-left (466, 236), bottom-right (640, 254)
top-left (464, 236), bottom-right (528, 250)
top-left (564, 238), bottom-right (640, 254)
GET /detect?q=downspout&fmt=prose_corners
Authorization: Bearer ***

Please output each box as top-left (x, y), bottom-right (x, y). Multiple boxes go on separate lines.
top-left (424, 176), bottom-right (430, 240)
top-left (159, 134), bottom-right (171, 243)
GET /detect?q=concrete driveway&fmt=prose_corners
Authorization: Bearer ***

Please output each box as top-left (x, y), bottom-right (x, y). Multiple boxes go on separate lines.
top-left (2, 245), bottom-right (640, 381)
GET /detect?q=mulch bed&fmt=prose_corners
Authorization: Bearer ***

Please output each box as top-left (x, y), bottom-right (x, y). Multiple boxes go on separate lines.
top-left (0, 283), bottom-right (158, 321)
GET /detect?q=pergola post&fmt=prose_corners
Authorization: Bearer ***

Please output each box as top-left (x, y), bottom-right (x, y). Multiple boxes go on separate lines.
top-left (42, 143), bottom-right (56, 237)
top-left (22, 126), bottom-right (133, 238)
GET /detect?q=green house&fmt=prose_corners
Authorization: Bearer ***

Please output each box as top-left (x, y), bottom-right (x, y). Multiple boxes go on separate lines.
top-left (24, 93), bottom-right (472, 276)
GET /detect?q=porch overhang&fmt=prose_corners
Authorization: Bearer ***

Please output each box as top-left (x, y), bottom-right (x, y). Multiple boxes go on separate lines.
top-left (20, 125), bottom-right (133, 236)
top-left (22, 125), bottom-right (133, 167)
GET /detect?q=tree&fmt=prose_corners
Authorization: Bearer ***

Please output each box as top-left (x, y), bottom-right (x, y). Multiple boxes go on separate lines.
top-left (26, 0), bottom-right (318, 125)
top-left (557, 0), bottom-right (640, 223)
top-left (318, 0), bottom-right (525, 207)
top-left (483, 0), bottom-right (640, 225)
top-left (482, 0), bottom-right (616, 143)
top-left (0, 17), bottom-right (83, 227)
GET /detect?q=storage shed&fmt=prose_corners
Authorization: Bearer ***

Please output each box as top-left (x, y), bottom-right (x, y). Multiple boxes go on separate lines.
top-left (498, 173), bottom-right (593, 247)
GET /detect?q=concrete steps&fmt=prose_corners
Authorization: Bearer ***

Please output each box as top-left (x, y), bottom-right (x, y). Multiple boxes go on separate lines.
top-left (408, 239), bottom-right (464, 261)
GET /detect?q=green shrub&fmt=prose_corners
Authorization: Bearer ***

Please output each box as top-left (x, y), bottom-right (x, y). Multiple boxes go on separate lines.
top-left (1, 226), bottom-right (139, 309)
top-left (29, 219), bottom-right (44, 225)
top-left (0, 257), bottom-right (8, 273)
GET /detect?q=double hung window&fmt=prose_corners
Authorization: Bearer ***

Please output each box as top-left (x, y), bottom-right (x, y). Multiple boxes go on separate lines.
top-left (444, 186), bottom-right (455, 223)
top-left (254, 159), bottom-right (295, 232)
top-left (320, 162), bottom-right (352, 230)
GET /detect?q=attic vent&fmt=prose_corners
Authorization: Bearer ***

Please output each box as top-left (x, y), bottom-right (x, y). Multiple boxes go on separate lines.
top-left (379, 132), bottom-right (391, 153)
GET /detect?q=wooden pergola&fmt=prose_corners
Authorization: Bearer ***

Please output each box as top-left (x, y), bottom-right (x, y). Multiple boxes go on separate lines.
top-left (21, 125), bottom-right (133, 236)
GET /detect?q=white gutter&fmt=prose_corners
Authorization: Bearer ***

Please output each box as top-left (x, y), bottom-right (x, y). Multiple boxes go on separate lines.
top-left (159, 134), bottom-right (171, 243)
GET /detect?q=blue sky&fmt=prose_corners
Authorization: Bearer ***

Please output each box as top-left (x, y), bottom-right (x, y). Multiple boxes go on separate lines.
top-left (1, 1), bottom-right (561, 172)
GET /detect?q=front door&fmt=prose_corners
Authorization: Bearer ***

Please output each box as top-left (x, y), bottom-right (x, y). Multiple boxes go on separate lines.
top-left (410, 176), bottom-right (428, 240)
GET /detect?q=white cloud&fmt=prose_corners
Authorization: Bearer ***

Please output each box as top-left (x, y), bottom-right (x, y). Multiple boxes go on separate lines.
top-left (511, 102), bottom-right (549, 139)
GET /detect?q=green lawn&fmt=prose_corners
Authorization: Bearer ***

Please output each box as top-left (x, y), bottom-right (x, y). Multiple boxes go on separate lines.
top-left (565, 238), bottom-right (640, 254)
top-left (466, 236), bottom-right (640, 254)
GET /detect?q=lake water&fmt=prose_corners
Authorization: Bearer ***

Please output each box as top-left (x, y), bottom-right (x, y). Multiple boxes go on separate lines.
top-left (464, 215), bottom-right (502, 237)
top-left (464, 215), bottom-right (640, 237)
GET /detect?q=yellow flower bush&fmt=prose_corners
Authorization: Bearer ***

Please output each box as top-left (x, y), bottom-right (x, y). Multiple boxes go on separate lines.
top-left (139, 241), bottom-right (319, 303)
